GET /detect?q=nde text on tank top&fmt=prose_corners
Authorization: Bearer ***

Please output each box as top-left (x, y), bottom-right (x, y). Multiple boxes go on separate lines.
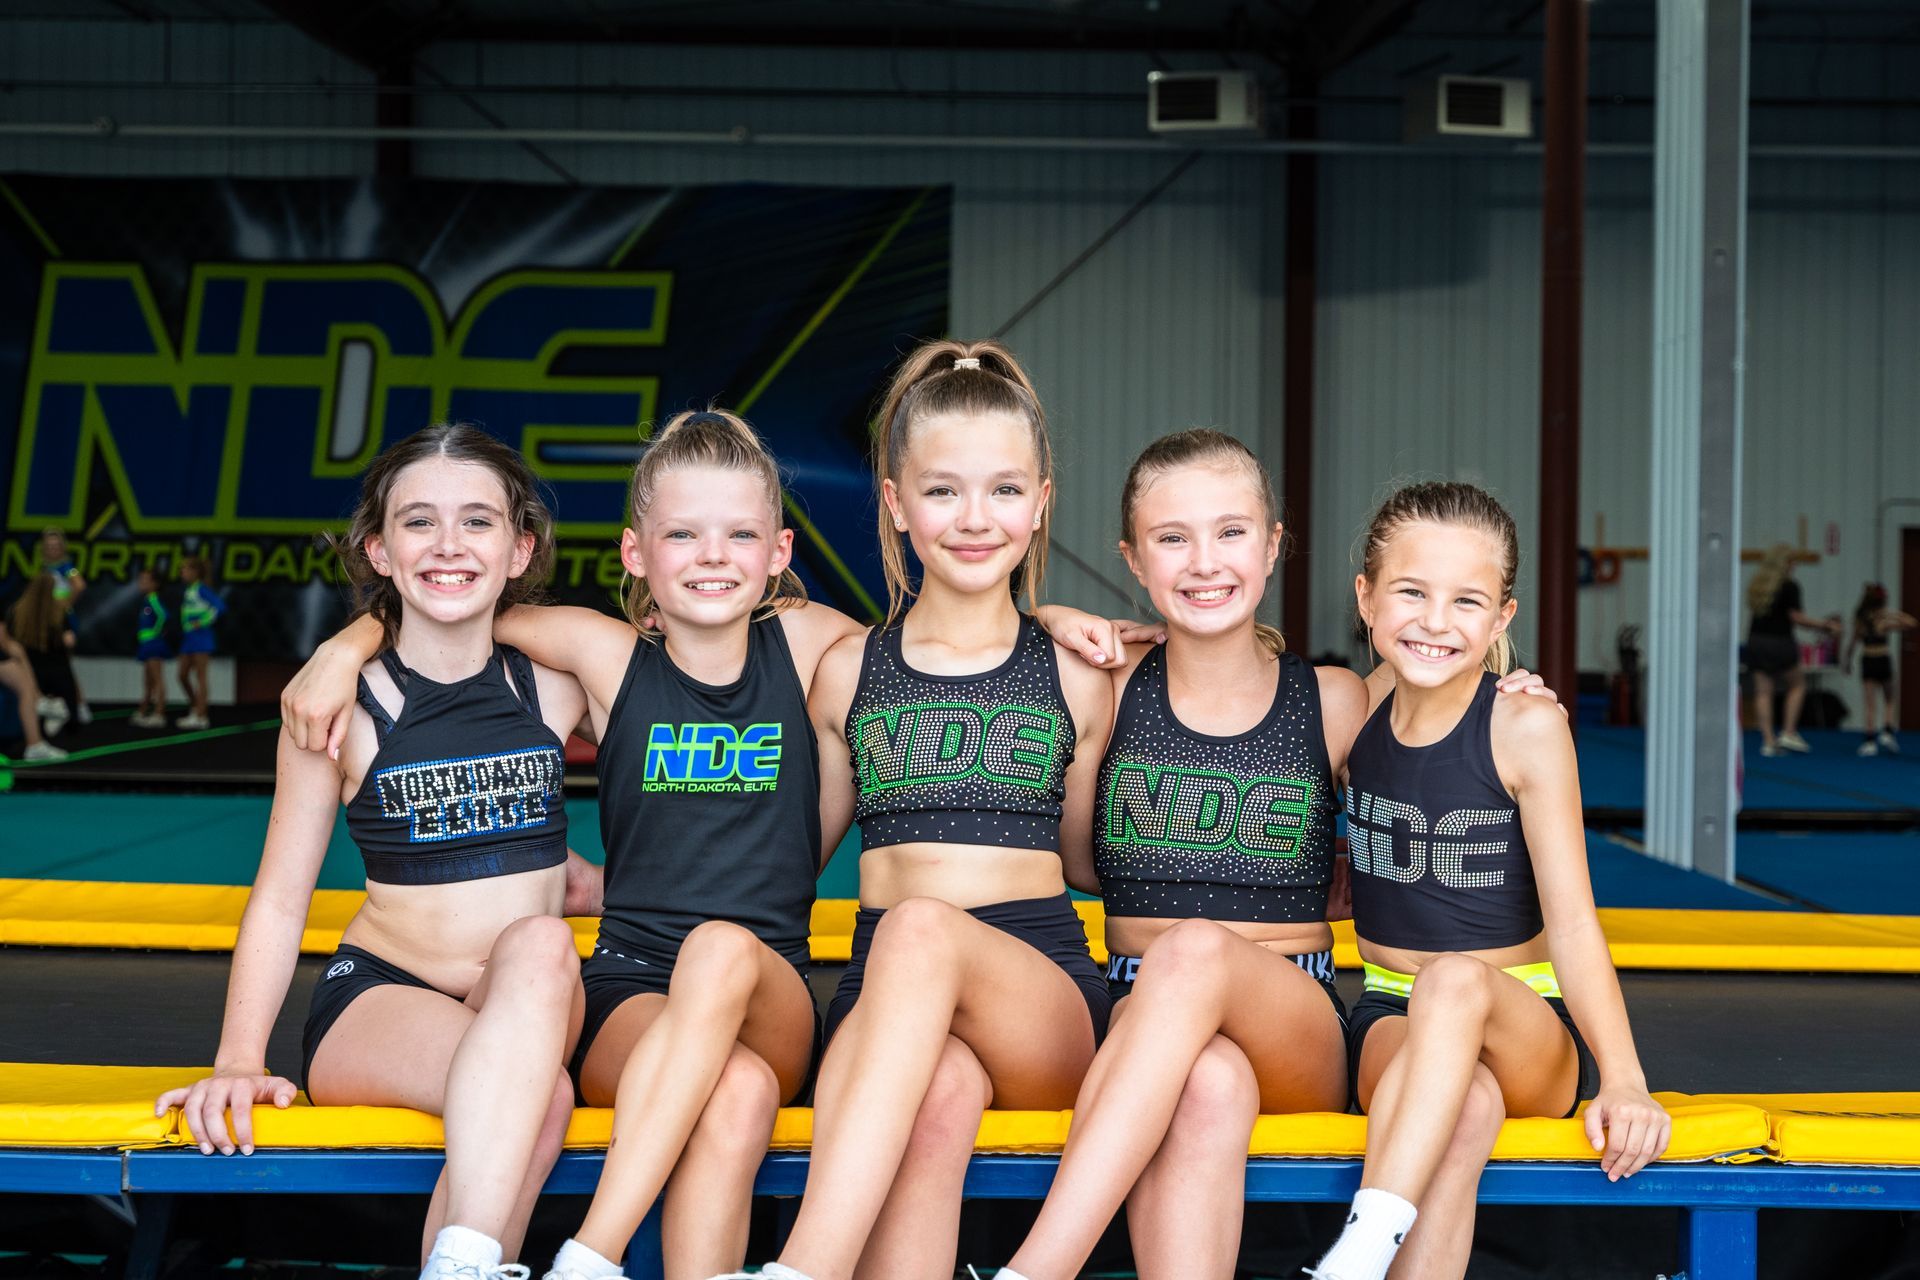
top-left (596, 618), bottom-right (820, 968)
top-left (1094, 647), bottom-right (1336, 921)
top-left (845, 616), bottom-right (1074, 853)
top-left (1345, 672), bottom-right (1542, 951)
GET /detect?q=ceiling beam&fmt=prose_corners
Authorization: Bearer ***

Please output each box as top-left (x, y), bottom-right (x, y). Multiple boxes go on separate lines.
top-left (1291, 0), bottom-right (1421, 79)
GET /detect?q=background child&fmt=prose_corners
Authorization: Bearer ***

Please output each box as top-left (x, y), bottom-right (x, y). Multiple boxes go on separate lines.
top-left (1846, 583), bottom-right (1913, 756)
top-left (132, 568), bottom-right (171, 729)
top-left (175, 554), bottom-right (226, 730)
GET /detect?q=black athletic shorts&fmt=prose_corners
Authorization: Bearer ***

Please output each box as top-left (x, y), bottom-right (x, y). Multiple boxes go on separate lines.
top-left (1346, 987), bottom-right (1599, 1119)
top-left (571, 932), bottom-right (819, 1099)
top-left (1745, 633), bottom-right (1799, 677)
top-left (825, 892), bottom-right (1112, 1048)
top-left (301, 944), bottom-right (452, 1096)
top-left (1862, 653), bottom-right (1894, 685)
top-left (1104, 947), bottom-right (1350, 1034)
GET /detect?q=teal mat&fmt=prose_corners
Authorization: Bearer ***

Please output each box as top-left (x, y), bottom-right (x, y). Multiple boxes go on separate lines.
top-left (0, 793), bottom-right (865, 899)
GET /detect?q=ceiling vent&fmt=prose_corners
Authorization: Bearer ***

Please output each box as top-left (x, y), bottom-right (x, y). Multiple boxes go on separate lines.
top-left (1405, 76), bottom-right (1532, 141)
top-left (1148, 70), bottom-right (1262, 134)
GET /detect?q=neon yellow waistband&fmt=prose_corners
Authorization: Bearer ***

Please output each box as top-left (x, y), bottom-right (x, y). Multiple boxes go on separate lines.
top-left (1362, 959), bottom-right (1562, 1000)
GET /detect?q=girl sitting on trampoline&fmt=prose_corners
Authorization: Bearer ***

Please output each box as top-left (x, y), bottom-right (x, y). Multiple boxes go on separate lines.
top-left (1307, 482), bottom-right (1669, 1280)
top-left (160, 424), bottom-right (599, 1280)
top-left (708, 340), bottom-right (1123, 1280)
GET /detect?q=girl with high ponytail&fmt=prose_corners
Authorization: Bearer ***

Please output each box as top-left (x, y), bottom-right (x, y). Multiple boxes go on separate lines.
top-left (712, 339), bottom-right (1121, 1280)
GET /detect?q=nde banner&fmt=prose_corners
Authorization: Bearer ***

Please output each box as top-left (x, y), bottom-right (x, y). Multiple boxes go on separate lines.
top-left (0, 177), bottom-right (949, 661)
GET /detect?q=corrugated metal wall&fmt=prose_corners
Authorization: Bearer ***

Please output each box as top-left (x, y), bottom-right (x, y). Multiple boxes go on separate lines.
top-left (7, 18), bottom-right (1919, 711)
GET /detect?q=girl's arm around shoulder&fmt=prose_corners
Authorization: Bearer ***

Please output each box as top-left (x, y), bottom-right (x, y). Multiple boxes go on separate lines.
top-left (1494, 697), bottom-right (1671, 1181)
top-left (807, 629), bottom-right (869, 863)
top-left (776, 600), bottom-right (870, 692)
top-left (493, 604), bottom-right (636, 716)
top-left (155, 727), bottom-right (341, 1154)
top-left (528, 658), bottom-right (590, 747)
top-left (281, 612), bottom-right (383, 757)
top-left (1055, 641), bottom-right (1116, 896)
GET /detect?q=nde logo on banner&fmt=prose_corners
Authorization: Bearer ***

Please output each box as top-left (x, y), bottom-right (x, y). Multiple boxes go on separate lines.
top-left (8, 262), bottom-right (672, 547)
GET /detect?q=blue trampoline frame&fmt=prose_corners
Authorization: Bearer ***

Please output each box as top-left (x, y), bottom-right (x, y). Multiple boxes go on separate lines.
top-left (8, 1148), bottom-right (1920, 1280)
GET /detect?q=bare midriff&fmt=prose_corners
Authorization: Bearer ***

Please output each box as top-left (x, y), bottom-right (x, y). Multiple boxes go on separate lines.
top-left (1106, 914), bottom-right (1332, 959)
top-left (858, 843), bottom-right (1066, 912)
top-left (1357, 930), bottom-right (1549, 979)
top-left (339, 862), bottom-right (567, 996)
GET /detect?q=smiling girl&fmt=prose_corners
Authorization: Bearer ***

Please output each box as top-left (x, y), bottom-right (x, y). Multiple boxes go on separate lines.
top-left (713, 340), bottom-right (1116, 1280)
top-left (1309, 481), bottom-right (1667, 1280)
top-left (160, 425), bottom-right (593, 1280)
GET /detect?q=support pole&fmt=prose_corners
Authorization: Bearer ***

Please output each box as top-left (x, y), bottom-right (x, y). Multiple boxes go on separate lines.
top-left (1280, 86), bottom-right (1318, 652)
top-left (1646, 0), bottom-right (1749, 877)
top-left (1538, 0), bottom-right (1586, 717)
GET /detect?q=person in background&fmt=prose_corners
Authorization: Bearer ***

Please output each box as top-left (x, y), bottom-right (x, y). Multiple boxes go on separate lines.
top-left (1744, 545), bottom-right (1841, 758)
top-left (6, 573), bottom-right (79, 737)
top-left (175, 554), bottom-right (226, 730)
top-left (40, 527), bottom-right (92, 725)
top-left (1845, 583), bottom-right (1913, 756)
top-left (0, 608), bottom-right (69, 762)
top-left (132, 568), bottom-right (172, 730)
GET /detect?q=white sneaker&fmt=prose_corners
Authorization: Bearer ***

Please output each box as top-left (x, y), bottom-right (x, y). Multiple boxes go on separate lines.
top-left (1858, 739), bottom-right (1880, 756)
top-left (1880, 730), bottom-right (1901, 754)
top-left (75, 702), bottom-right (92, 725)
top-left (36, 696), bottom-right (70, 737)
top-left (421, 1261), bottom-right (530, 1280)
top-left (1760, 743), bottom-right (1784, 758)
top-left (130, 710), bottom-right (167, 729)
top-left (175, 712), bottom-right (210, 730)
top-left (1777, 731), bottom-right (1811, 753)
top-left (545, 1269), bottom-right (625, 1280)
top-left (23, 741), bottom-right (68, 762)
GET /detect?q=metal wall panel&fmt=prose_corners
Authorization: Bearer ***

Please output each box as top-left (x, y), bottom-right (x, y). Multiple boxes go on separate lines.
top-left (0, 19), bottom-right (374, 176)
top-left (410, 42), bottom-right (1273, 617)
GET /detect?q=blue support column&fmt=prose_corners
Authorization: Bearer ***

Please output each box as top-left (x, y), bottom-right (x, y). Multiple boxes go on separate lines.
top-left (1645, 0), bottom-right (1750, 878)
top-left (1680, 1207), bottom-right (1760, 1280)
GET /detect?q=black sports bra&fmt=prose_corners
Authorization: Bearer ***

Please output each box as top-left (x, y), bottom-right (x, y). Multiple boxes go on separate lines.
top-left (344, 645), bottom-right (567, 886)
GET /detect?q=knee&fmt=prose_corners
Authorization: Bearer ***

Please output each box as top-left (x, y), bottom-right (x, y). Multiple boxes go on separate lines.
top-left (1408, 953), bottom-right (1494, 1022)
top-left (1137, 918), bottom-right (1236, 992)
top-left (535, 1072), bottom-right (576, 1160)
top-left (1172, 1039), bottom-right (1259, 1135)
top-left (1456, 1073), bottom-right (1507, 1150)
top-left (672, 921), bottom-right (765, 999)
top-left (692, 1046), bottom-right (782, 1159)
top-left (907, 1040), bottom-right (990, 1155)
top-left (872, 896), bottom-right (966, 964)
top-left (492, 915), bottom-right (583, 988)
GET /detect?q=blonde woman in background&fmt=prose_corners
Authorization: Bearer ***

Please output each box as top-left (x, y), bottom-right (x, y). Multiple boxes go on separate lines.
top-left (1745, 545), bottom-right (1842, 758)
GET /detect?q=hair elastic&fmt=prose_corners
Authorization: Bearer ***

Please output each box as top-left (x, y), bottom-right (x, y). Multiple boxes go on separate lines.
top-left (953, 357), bottom-right (981, 370)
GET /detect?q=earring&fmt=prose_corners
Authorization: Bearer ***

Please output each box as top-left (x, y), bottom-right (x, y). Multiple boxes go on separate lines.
top-left (1032, 514), bottom-right (1043, 529)
top-left (894, 519), bottom-right (907, 531)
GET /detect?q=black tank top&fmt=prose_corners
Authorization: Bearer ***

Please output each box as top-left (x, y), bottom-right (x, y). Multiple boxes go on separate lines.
top-left (1094, 647), bottom-right (1336, 922)
top-left (845, 616), bottom-right (1074, 853)
top-left (1345, 672), bottom-right (1542, 951)
top-left (596, 618), bottom-right (819, 968)
top-left (346, 646), bottom-right (567, 886)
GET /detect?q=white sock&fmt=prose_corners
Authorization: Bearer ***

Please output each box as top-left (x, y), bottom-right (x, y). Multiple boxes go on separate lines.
top-left (760, 1265), bottom-right (816, 1280)
top-left (992, 1270), bottom-right (1034, 1280)
top-left (428, 1225), bottom-right (503, 1271)
top-left (551, 1238), bottom-right (624, 1279)
top-left (1310, 1187), bottom-right (1418, 1280)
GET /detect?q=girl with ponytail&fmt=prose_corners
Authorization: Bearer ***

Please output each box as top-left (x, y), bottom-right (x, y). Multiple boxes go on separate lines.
top-left (712, 340), bottom-right (1121, 1280)
top-left (1305, 481), bottom-right (1666, 1280)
